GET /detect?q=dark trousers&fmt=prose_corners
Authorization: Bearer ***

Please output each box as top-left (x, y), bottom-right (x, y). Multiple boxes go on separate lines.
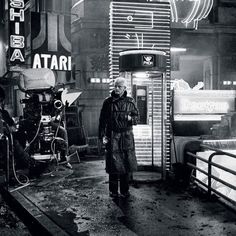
top-left (109, 173), bottom-right (129, 194)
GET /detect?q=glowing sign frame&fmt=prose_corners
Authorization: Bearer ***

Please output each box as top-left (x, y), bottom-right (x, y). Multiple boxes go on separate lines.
top-left (110, 1), bottom-right (172, 170)
top-left (111, 1), bottom-right (213, 29)
top-left (127, 10), bottom-right (154, 29)
top-left (8, 0), bottom-right (28, 65)
top-left (173, 90), bottom-right (236, 121)
top-left (162, 0), bottom-right (214, 29)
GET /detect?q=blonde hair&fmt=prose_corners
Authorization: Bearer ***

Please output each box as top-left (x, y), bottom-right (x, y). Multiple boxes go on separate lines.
top-left (114, 76), bottom-right (127, 88)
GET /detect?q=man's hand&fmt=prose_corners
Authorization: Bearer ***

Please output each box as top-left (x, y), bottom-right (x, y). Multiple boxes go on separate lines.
top-left (127, 115), bottom-right (132, 121)
top-left (9, 126), bottom-right (17, 133)
top-left (102, 136), bottom-right (109, 145)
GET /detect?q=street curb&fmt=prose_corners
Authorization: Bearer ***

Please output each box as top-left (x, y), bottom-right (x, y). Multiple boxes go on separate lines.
top-left (132, 171), bottom-right (162, 184)
top-left (0, 186), bottom-right (74, 236)
top-left (131, 178), bottom-right (162, 184)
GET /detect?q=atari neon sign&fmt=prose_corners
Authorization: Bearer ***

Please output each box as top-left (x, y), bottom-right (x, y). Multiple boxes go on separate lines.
top-left (8, 0), bottom-right (27, 64)
top-left (31, 12), bottom-right (72, 71)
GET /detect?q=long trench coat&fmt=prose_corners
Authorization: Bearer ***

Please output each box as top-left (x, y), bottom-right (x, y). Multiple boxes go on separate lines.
top-left (99, 90), bottom-right (139, 174)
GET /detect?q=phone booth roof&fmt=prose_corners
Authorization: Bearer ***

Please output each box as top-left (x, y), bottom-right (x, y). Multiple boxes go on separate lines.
top-left (119, 49), bottom-right (167, 72)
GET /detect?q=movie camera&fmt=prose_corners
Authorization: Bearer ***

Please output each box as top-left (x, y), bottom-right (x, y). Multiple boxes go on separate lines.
top-left (18, 68), bottom-right (81, 164)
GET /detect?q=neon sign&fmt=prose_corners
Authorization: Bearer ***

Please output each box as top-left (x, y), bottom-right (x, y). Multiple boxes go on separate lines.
top-left (8, 0), bottom-right (28, 65)
top-left (32, 54), bottom-right (71, 71)
top-left (174, 90), bottom-right (236, 115)
top-left (126, 10), bottom-right (154, 29)
top-left (143, 0), bottom-right (213, 28)
top-left (168, 0), bottom-right (214, 29)
top-left (31, 12), bottom-right (72, 71)
top-left (179, 99), bottom-right (230, 113)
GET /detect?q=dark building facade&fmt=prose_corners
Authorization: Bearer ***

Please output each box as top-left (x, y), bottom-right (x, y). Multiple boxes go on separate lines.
top-left (71, 0), bottom-right (236, 138)
top-left (171, 0), bottom-right (236, 90)
top-left (72, 0), bottom-right (110, 137)
top-left (1, 0), bottom-right (236, 145)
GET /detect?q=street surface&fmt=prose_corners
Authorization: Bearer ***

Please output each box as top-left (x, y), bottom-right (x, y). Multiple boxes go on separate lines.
top-left (10, 158), bottom-right (236, 236)
top-left (0, 194), bottom-right (30, 235)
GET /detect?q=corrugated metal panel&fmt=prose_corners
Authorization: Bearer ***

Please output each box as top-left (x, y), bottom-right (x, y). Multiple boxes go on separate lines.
top-left (109, 1), bottom-right (171, 170)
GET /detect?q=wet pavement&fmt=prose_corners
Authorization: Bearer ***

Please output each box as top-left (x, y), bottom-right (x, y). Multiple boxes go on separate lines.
top-left (0, 194), bottom-right (30, 235)
top-left (3, 157), bottom-right (236, 236)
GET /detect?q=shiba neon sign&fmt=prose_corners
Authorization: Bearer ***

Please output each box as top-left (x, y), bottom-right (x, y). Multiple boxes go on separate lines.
top-left (9, 0), bottom-right (26, 64)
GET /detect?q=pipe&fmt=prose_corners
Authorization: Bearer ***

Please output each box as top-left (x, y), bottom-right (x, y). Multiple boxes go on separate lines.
top-left (0, 134), bottom-right (10, 190)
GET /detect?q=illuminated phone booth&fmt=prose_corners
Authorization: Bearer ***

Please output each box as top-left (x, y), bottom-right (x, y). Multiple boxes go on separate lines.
top-left (119, 49), bottom-right (168, 175)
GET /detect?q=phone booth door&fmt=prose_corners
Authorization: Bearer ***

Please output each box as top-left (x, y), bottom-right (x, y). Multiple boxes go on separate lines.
top-left (122, 72), bottom-right (166, 172)
top-left (119, 49), bottom-right (168, 178)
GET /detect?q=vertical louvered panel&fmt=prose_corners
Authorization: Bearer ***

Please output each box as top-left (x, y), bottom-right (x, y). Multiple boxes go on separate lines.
top-left (109, 1), bottom-right (171, 170)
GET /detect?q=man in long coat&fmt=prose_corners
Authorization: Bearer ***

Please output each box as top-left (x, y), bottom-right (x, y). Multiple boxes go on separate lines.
top-left (99, 77), bottom-right (139, 198)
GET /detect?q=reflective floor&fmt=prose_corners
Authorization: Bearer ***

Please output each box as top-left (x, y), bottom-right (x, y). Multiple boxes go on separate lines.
top-left (7, 157), bottom-right (236, 236)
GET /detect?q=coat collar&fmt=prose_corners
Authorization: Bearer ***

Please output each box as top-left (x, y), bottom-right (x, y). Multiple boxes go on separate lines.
top-left (111, 90), bottom-right (127, 100)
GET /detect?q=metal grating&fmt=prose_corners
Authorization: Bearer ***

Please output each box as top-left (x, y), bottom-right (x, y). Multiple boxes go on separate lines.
top-left (109, 1), bottom-right (171, 170)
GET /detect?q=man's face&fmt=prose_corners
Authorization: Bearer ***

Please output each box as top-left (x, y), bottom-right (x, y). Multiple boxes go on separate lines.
top-left (114, 82), bottom-right (126, 96)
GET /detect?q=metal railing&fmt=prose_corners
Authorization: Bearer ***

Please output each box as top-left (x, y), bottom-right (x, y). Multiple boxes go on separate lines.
top-left (186, 144), bottom-right (236, 206)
